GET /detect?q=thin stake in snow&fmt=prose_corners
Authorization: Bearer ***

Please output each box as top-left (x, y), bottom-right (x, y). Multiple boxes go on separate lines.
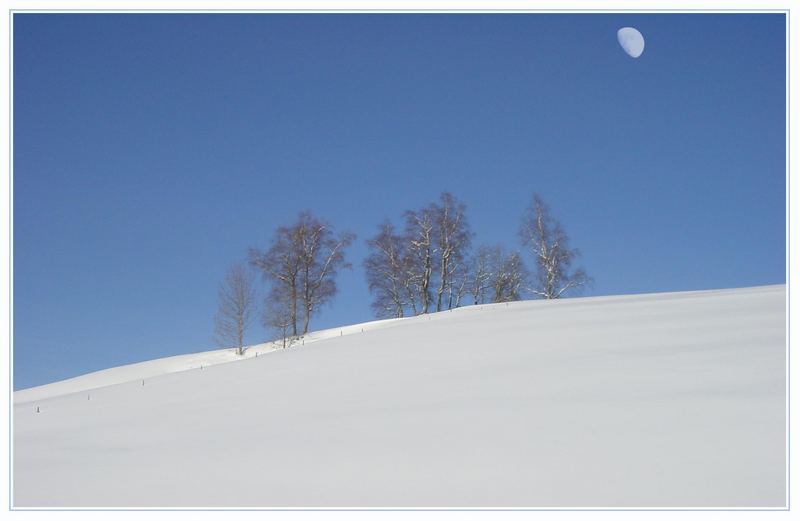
top-left (35, 406), bottom-right (39, 413)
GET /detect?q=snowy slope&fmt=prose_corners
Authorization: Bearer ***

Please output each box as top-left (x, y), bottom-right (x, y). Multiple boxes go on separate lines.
top-left (12, 285), bottom-right (786, 508)
top-left (14, 316), bottom-right (406, 405)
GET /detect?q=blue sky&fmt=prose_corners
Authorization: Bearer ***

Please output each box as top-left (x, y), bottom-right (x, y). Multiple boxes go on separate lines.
top-left (13, 13), bottom-right (786, 390)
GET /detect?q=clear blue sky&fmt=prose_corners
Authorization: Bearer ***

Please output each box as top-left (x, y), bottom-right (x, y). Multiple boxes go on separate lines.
top-left (13, 13), bottom-right (786, 390)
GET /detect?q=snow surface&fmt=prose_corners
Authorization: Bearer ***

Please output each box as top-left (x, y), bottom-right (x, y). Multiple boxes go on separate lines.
top-left (13, 285), bottom-right (786, 508)
top-left (14, 316), bottom-right (405, 405)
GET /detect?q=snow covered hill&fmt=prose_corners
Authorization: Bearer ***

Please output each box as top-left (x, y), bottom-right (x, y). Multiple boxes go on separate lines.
top-left (12, 285), bottom-right (786, 508)
top-left (13, 316), bottom-right (405, 405)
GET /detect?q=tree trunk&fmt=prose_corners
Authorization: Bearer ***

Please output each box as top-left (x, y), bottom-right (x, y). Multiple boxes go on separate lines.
top-left (290, 284), bottom-right (298, 336)
top-left (302, 307), bottom-right (311, 335)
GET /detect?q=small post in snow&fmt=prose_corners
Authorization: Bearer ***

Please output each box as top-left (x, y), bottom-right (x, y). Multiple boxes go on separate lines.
top-left (36, 406), bottom-right (39, 413)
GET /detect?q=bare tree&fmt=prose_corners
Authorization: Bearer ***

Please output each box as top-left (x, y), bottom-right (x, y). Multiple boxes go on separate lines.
top-left (295, 212), bottom-right (356, 334)
top-left (433, 192), bottom-right (472, 311)
top-left (262, 291), bottom-right (295, 349)
top-left (468, 245), bottom-right (527, 304)
top-left (251, 212), bottom-right (355, 336)
top-left (403, 206), bottom-right (437, 314)
top-left (364, 221), bottom-right (412, 318)
top-left (491, 250), bottom-right (528, 303)
top-left (519, 194), bottom-right (590, 299)
top-left (448, 259), bottom-right (471, 309)
top-left (214, 263), bottom-right (257, 355)
top-left (468, 245), bottom-right (496, 305)
top-left (249, 224), bottom-right (302, 336)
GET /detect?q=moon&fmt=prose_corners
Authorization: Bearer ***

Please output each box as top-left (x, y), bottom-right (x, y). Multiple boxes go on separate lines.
top-left (617, 27), bottom-right (645, 58)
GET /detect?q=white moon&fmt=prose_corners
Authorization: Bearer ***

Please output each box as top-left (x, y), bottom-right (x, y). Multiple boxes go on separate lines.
top-left (617, 27), bottom-right (645, 58)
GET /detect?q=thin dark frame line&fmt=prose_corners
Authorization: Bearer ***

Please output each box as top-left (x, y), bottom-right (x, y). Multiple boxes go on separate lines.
top-left (786, 8), bottom-right (792, 512)
top-left (7, 507), bottom-right (794, 512)
top-left (5, 8), bottom-right (793, 13)
top-left (7, 7), bottom-right (13, 512)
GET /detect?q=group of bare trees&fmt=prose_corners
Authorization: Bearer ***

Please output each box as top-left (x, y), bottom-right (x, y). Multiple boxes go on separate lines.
top-left (364, 192), bottom-right (590, 318)
top-left (468, 245), bottom-right (528, 305)
top-left (364, 192), bottom-right (473, 318)
top-left (249, 211), bottom-right (355, 338)
top-left (214, 212), bottom-right (355, 354)
top-left (214, 192), bottom-right (591, 353)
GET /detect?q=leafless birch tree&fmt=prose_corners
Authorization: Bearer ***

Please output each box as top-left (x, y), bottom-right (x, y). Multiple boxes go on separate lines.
top-left (295, 212), bottom-right (356, 334)
top-left (249, 225), bottom-right (302, 336)
top-left (491, 250), bottom-right (528, 303)
top-left (251, 212), bottom-right (355, 336)
top-left (468, 245), bottom-right (528, 304)
top-left (448, 260), bottom-right (471, 309)
top-left (364, 221), bottom-right (412, 318)
top-left (404, 206), bottom-right (437, 314)
top-left (263, 292), bottom-right (295, 349)
top-left (469, 245), bottom-right (496, 305)
top-left (433, 192), bottom-right (472, 311)
top-left (519, 194), bottom-right (590, 299)
top-left (213, 263), bottom-right (257, 355)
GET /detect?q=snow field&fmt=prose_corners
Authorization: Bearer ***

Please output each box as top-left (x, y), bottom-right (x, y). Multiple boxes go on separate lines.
top-left (13, 285), bottom-right (786, 507)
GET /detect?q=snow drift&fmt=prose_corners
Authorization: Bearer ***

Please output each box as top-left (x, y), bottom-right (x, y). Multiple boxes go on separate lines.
top-left (13, 285), bottom-right (786, 508)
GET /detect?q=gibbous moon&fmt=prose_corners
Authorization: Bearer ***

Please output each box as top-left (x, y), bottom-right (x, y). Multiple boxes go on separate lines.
top-left (617, 27), bottom-right (645, 58)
